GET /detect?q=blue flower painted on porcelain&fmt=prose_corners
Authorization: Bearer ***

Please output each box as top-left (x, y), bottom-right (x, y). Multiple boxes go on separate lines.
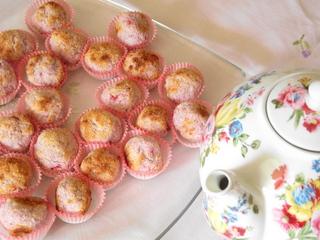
top-left (229, 120), bottom-right (243, 138)
top-left (222, 210), bottom-right (238, 223)
top-left (292, 183), bottom-right (316, 205)
top-left (233, 87), bottom-right (246, 98)
top-left (312, 159), bottom-right (320, 173)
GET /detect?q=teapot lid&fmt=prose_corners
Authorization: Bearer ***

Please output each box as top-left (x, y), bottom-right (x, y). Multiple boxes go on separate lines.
top-left (266, 71), bottom-right (320, 152)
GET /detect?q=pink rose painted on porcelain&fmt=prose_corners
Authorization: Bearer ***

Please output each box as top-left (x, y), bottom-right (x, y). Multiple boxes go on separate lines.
top-left (277, 85), bottom-right (307, 109)
top-left (311, 211), bottom-right (320, 237)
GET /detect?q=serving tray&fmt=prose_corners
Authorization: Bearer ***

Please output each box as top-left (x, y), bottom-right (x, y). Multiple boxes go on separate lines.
top-left (0, 0), bottom-right (244, 239)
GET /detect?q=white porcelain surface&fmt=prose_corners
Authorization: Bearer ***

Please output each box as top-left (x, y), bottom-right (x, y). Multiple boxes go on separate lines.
top-left (200, 70), bottom-right (320, 239)
top-left (0, 0), bottom-right (243, 239)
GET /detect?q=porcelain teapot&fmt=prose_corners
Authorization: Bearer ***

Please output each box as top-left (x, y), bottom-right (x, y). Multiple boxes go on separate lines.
top-left (199, 70), bottom-right (320, 240)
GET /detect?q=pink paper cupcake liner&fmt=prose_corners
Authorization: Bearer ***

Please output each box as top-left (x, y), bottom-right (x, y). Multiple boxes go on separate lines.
top-left (45, 27), bottom-right (89, 71)
top-left (127, 99), bottom-right (176, 145)
top-left (108, 11), bottom-right (157, 50)
top-left (16, 89), bottom-right (72, 129)
top-left (0, 153), bottom-right (42, 200)
top-left (0, 110), bottom-right (39, 155)
top-left (29, 128), bottom-right (83, 178)
top-left (17, 50), bottom-right (68, 90)
top-left (95, 75), bottom-right (150, 118)
top-left (172, 99), bottom-right (213, 148)
top-left (45, 172), bottom-right (105, 224)
top-left (74, 107), bottom-right (128, 146)
top-left (121, 130), bottom-right (172, 180)
top-left (0, 62), bottom-right (21, 106)
top-left (81, 36), bottom-right (128, 80)
top-left (74, 143), bottom-right (126, 190)
top-left (119, 49), bottom-right (165, 89)
top-left (0, 197), bottom-right (56, 240)
top-left (25, 0), bottom-right (75, 38)
top-left (158, 63), bottom-right (205, 105)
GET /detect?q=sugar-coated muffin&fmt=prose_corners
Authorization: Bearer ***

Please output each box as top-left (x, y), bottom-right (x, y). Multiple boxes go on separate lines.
top-left (136, 105), bottom-right (169, 133)
top-left (0, 113), bottom-right (35, 152)
top-left (164, 67), bottom-right (202, 102)
top-left (80, 148), bottom-right (121, 183)
top-left (100, 79), bottom-right (142, 112)
top-left (114, 12), bottom-right (151, 47)
top-left (32, 1), bottom-right (68, 34)
top-left (49, 29), bottom-right (86, 64)
top-left (34, 128), bottom-right (78, 170)
top-left (173, 102), bottom-right (210, 142)
top-left (0, 197), bottom-right (48, 236)
top-left (84, 42), bottom-right (124, 72)
top-left (122, 49), bottom-right (161, 80)
top-left (0, 59), bottom-right (17, 97)
top-left (26, 53), bottom-right (64, 87)
top-left (24, 88), bottom-right (63, 125)
top-left (0, 30), bottom-right (35, 62)
top-left (55, 176), bottom-right (91, 214)
top-left (124, 135), bottom-right (162, 172)
top-left (79, 109), bottom-right (123, 143)
top-left (0, 156), bottom-right (32, 195)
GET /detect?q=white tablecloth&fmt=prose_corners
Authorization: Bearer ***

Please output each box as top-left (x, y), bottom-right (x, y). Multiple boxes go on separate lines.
top-left (112, 0), bottom-right (320, 76)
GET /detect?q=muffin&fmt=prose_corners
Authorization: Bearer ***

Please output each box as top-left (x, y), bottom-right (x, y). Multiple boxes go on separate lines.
top-left (0, 59), bottom-right (17, 97)
top-left (79, 109), bottom-right (123, 143)
top-left (0, 30), bottom-right (36, 62)
top-left (55, 176), bottom-right (91, 214)
top-left (164, 67), bottom-right (203, 102)
top-left (32, 1), bottom-right (68, 34)
top-left (173, 102), bottom-right (210, 142)
top-left (136, 105), bottom-right (169, 133)
top-left (124, 135), bottom-right (162, 172)
top-left (24, 88), bottom-right (64, 125)
top-left (48, 29), bottom-right (87, 65)
top-left (80, 148), bottom-right (121, 183)
top-left (100, 79), bottom-right (142, 112)
top-left (83, 41), bottom-right (124, 72)
top-left (122, 49), bottom-right (162, 80)
top-left (25, 52), bottom-right (64, 87)
top-left (0, 113), bottom-right (35, 152)
top-left (0, 156), bottom-right (32, 195)
top-left (113, 12), bottom-right (152, 47)
top-left (0, 197), bottom-right (48, 236)
top-left (34, 128), bottom-right (78, 170)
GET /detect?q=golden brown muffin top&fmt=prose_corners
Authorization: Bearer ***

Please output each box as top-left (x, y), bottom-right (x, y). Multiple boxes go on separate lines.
top-left (84, 42), bottom-right (123, 68)
top-left (165, 68), bottom-right (201, 94)
top-left (26, 53), bottom-right (63, 80)
top-left (0, 30), bottom-right (34, 61)
top-left (136, 105), bottom-right (168, 132)
top-left (79, 109), bottom-right (118, 141)
top-left (0, 157), bottom-right (32, 195)
top-left (80, 148), bottom-right (120, 182)
top-left (33, 2), bottom-right (67, 30)
top-left (0, 114), bottom-right (34, 137)
top-left (123, 49), bottom-right (161, 80)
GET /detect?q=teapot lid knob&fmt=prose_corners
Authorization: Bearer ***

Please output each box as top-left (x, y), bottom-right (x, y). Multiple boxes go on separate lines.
top-left (306, 80), bottom-right (320, 112)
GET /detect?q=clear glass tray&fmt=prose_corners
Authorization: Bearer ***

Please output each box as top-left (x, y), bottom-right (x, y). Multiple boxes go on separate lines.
top-left (0, 0), bottom-right (244, 239)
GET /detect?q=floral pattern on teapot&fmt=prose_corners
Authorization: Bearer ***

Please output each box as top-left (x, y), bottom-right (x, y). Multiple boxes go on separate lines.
top-left (204, 192), bottom-right (259, 240)
top-left (272, 160), bottom-right (320, 240)
top-left (200, 74), bottom-right (269, 167)
top-left (271, 77), bottom-right (320, 133)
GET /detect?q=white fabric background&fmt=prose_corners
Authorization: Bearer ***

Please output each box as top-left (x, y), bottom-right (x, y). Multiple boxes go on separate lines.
top-left (112, 0), bottom-right (320, 76)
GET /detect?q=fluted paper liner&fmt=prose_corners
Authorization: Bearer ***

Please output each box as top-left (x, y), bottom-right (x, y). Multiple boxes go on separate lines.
top-left (74, 143), bottom-right (126, 190)
top-left (25, 0), bottom-right (75, 38)
top-left (17, 50), bottom-right (68, 90)
top-left (45, 172), bottom-right (105, 224)
top-left (121, 130), bottom-right (172, 180)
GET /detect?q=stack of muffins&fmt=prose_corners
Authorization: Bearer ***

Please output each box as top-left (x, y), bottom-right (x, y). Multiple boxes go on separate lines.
top-left (0, 0), bottom-right (212, 239)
